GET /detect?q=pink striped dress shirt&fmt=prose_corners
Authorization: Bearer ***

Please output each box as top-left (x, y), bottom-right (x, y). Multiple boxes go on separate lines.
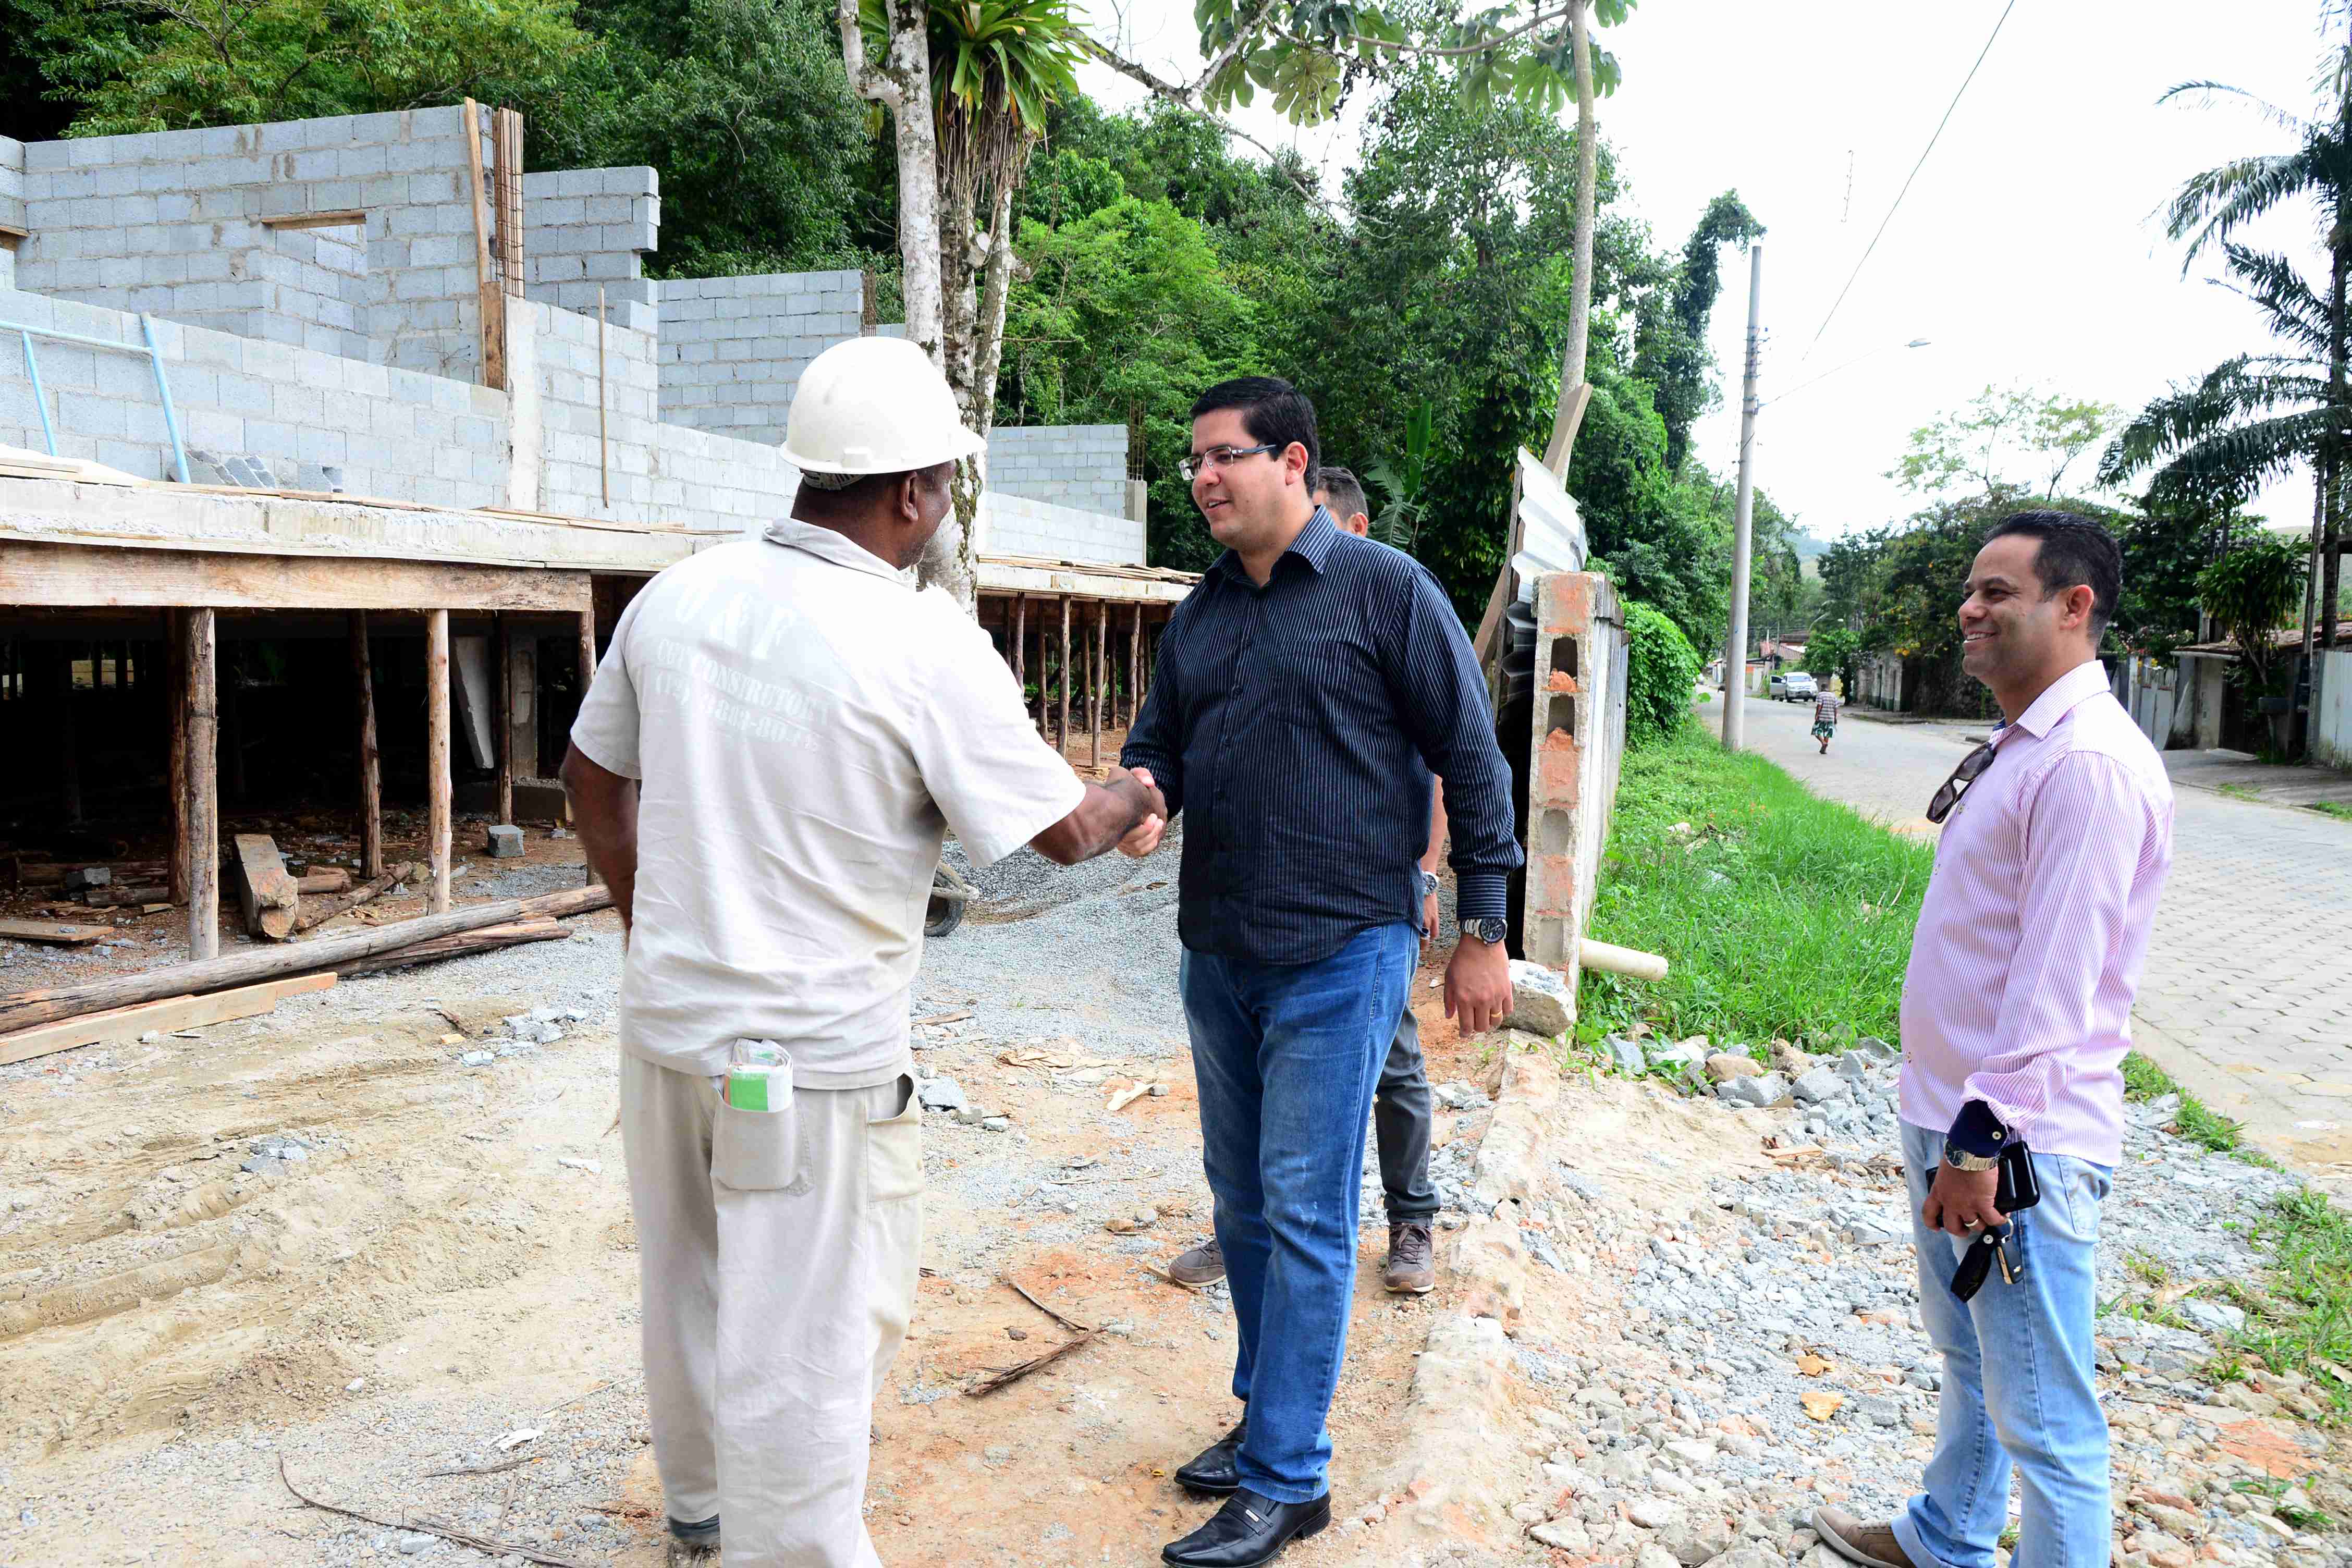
top-left (1897, 659), bottom-right (2175, 1167)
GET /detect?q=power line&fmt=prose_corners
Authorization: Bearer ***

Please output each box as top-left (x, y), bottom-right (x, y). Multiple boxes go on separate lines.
top-left (1803, 0), bottom-right (2021, 358)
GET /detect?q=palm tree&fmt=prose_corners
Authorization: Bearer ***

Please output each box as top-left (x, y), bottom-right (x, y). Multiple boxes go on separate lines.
top-left (2117, 23), bottom-right (2352, 668)
top-left (854, 0), bottom-right (1083, 607)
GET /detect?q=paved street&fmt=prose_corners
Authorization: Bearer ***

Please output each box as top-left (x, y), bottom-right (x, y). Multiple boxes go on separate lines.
top-left (1715, 690), bottom-right (2352, 1189)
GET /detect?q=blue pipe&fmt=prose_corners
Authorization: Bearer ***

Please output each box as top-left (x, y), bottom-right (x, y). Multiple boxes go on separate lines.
top-left (138, 312), bottom-right (191, 484)
top-left (19, 328), bottom-right (56, 456)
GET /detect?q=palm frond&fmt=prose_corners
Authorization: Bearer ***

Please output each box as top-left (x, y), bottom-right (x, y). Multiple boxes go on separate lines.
top-left (2141, 407), bottom-right (2348, 505)
top-left (2158, 79), bottom-right (2314, 135)
top-left (2218, 243), bottom-right (2335, 360)
top-left (2164, 147), bottom-right (2323, 264)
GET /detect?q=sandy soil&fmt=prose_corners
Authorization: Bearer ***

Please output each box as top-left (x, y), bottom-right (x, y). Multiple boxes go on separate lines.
top-left (1, 833), bottom-right (1557, 1568)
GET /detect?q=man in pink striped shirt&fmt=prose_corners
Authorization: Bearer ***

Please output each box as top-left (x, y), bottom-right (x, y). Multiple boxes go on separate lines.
top-left (1815, 513), bottom-right (2173, 1568)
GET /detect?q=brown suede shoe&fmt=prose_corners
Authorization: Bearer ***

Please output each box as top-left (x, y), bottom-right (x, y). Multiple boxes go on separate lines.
top-left (1382, 1221), bottom-right (1435, 1294)
top-left (1811, 1507), bottom-right (1917, 1568)
top-left (1168, 1235), bottom-right (1225, 1287)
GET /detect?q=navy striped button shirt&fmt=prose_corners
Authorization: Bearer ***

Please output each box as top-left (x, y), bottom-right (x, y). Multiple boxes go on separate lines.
top-left (1121, 506), bottom-right (1523, 965)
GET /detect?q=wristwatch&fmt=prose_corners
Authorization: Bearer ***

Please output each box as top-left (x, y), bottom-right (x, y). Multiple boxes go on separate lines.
top-left (1942, 1145), bottom-right (2001, 1172)
top-left (1418, 869), bottom-right (1440, 898)
top-left (1465, 917), bottom-right (1509, 945)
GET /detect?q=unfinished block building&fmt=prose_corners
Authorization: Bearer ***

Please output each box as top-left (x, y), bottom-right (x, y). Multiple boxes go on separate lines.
top-left (0, 104), bottom-right (1189, 965)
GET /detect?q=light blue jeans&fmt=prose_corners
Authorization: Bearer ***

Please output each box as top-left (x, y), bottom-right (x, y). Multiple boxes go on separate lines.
top-left (1895, 1122), bottom-right (2114, 1568)
top-left (1179, 923), bottom-right (1417, 1503)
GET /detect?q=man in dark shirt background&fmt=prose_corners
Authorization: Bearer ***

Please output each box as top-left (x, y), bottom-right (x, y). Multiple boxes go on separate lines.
top-left (1119, 377), bottom-right (1521, 1567)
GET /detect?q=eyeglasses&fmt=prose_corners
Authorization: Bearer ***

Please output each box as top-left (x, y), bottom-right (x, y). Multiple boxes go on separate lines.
top-left (1178, 444), bottom-right (1280, 482)
top-left (1926, 741), bottom-right (1998, 824)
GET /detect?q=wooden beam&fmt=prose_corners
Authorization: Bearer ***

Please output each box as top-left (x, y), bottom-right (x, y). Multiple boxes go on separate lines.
top-left (259, 211), bottom-right (366, 231)
top-left (426, 610), bottom-right (452, 913)
top-left (494, 611), bottom-right (514, 826)
top-left (0, 918), bottom-right (112, 946)
top-left (0, 885), bottom-right (608, 1034)
top-left (1058, 596), bottom-right (1072, 757)
top-left (231, 834), bottom-right (299, 940)
top-left (168, 609), bottom-right (188, 905)
top-left (1011, 593), bottom-right (1026, 708)
top-left (350, 610), bottom-right (383, 878)
top-left (1091, 601), bottom-right (1105, 768)
top-left (0, 543), bottom-right (593, 612)
top-left (577, 609), bottom-right (597, 688)
top-left (462, 98), bottom-right (506, 391)
top-left (0, 973), bottom-right (337, 1068)
top-left (185, 608), bottom-right (218, 961)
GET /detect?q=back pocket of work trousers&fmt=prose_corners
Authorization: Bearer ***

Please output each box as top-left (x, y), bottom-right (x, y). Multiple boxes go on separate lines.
top-left (713, 1099), bottom-right (807, 1193)
top-left (866, 1075), bottom-right (922, 1203)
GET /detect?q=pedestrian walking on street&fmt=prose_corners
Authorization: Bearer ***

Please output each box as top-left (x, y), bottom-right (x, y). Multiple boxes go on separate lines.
top-left (1812, 512), bottom-right (2174, 1568)
top-left (1118, 378), bottom-right (1522, 1568)
top-left (1812, 686), bottom-right (1843, 754)
top-left (1163, 464), bottom-right (1445, 1301)
top-left (560, 337), bottom-right (1165, 1568)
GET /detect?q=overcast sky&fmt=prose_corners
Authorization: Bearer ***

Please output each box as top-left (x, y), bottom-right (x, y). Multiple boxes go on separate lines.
top-left (1078, 0), bottom-right (2330, 541)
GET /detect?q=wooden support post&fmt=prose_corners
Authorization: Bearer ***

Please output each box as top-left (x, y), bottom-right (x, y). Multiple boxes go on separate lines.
top-left (1010, 593), bottom-right (1026, 708)
top-left (184, 609), bottom-right (218, 960)
top-left (598, 286), bottom-right (610, 508)
top-left (577, 609), bottom-right (597, 688)
top-left (1127, 603), bottom-right (1143, 727)
top-left (1058, 595), bottom-right (1072, 758)
top-left (1140, 617), bottom-right (1154, 713)
top-left (350, 611), bottom-right (383, 878)
top-left (168, 611), bottom-right (187, 905)
top-left (1091, 602), bottom-right (1105, 768)
top-left (56, 643), bottom-right (82, 826)
top-left (1032, 604), bottom-right (1047, 737)
top-left (426, 609), bottom-right (452, 914)
top-left (494, 611), bottom-right (514, 826)
top-left (462, 99), bottom-right (506, 391)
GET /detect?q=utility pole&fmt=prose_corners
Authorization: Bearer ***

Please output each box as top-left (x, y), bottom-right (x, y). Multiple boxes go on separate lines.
top-left (1722, 245), bottom-right (1763, 750)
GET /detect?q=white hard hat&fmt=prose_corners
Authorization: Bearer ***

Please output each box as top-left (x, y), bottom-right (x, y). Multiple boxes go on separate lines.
top-left (784, 336), bottom-right (986, 481)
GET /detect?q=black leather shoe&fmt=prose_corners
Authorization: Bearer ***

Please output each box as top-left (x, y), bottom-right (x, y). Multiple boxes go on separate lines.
top-left (1161, 1488), bottom-right (1331, 1567)
top-left (1172, 1420), bottom-right (1246, 1493)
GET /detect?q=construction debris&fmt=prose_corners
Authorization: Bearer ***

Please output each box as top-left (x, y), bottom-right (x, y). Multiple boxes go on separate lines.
top-left (0, 973), bottom-right (337, 1067)
top-left (231, 834), bottom-right (300, 941)
top-left (290, 862), bottom-right (418, 934)
top-left (0, 917), bottom-right (114, 946)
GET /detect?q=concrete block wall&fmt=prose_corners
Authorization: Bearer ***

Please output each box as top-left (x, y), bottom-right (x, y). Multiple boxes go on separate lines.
top-left (980, 491), bottom-right (1146, 567)
top-left (654, 270), bottom-right (863, 443)
top-left (983, 425), bottom-right (1129, 517)
top-left (521, 167), bottom-right (659, 334)
top-left (1521, 570), bottom-right (1628, 985)
top-left (987, 423), bottom-right (1128, 518)
top-left (0, 284), bottom-right (510, 506)
top-left (12, 106), bottom-right (494, 381)
top-left (525, 299), bottom-right (795, 528)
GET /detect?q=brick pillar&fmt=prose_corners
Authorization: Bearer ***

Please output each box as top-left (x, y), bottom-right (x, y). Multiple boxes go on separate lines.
top-left (1521, 570), bottom-right (1626, 992)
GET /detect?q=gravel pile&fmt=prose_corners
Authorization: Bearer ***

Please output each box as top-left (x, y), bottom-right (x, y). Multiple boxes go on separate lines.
top-left (1481, 1043), bottom-right (2352, 1567)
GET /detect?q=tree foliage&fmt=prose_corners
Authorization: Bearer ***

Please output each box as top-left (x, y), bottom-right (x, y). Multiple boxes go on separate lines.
top-left (1630, 188), bottom-right (1761, 472)
top-left (2197, 531), bottom-right (2308, 694)
top-left (1621, 598), bottom-right (1699, 748)
top-left (1889, 383), bottom-right (2119, 501)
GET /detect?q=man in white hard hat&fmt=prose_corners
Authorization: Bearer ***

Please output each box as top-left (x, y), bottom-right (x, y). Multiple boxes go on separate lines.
top-left (561, 336), bottom-right (1166, 1568)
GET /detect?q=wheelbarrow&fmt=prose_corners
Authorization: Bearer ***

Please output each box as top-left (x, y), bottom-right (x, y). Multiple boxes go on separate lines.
top-left (925, 860), bottom-right (974, 938)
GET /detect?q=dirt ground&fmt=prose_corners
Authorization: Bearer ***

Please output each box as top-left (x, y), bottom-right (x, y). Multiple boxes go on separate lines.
top-left (0, 828), bottom-right (1579, 1568)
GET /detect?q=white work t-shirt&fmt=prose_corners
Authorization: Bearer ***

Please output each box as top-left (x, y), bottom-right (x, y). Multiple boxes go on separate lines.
top-left (569, 519), bottom-right (1087, 1086)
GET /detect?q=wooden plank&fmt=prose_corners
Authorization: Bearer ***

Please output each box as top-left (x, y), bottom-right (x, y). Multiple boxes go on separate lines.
top-left (351, 610), bottom-right (383, 878)
top-left (231, 834), bottom-right (300, 940)
top-left (186, 608), bottom-right (218, 961)
top-left (0, 885), bottom-right (609, 1033)
top-left (169, 609), bottom-right (188, 903)
top-left (292, 861), bottom-right (415, 934)
top-left (0, 918), bottom-right (112, 945)
top-left (462, 98), bottom-right (506, 391)
top-left (0, 973), bottom-right (337, 1068)
top-left (297, 869), bottom-right (352, 895)
top-left (426, 609), bottom-right (452, 914)
top-left (494, 611), bottom-right (514, 826)
top-left (259, 211), bottom-right (367, 231)
top-left (0, 543), bottom-right (594, 612)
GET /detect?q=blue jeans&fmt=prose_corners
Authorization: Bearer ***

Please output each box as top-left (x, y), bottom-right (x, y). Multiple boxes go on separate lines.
top-left (1180, 923), bottom-right (1417, 1503)
top-left (1895, 1122), bottom-right (2114, 1568)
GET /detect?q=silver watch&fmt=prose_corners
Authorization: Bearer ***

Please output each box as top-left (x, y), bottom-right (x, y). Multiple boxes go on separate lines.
top-left (1942, 1145), bottom-right (2000, 1172)
top-left (1418, 869), bottom-right (1439, 897)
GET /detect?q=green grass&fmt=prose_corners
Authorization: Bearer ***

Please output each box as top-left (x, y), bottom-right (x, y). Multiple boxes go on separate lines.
top-left (2308, 801), bottom-right (2352, 822)
top-left (1577, 724), bottom-right (1936, 1048)
top-left (2241, 1190), bottom-right (2352, 1422)
top-left (2120, 1051), bottom-right (2257, 1158)
top-left (2218, 782), bottom-right (2265, 802)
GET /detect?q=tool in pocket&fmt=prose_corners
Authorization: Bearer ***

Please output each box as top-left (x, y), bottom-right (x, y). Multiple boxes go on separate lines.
top-left (713, 1038), bottom-right (806, 1192)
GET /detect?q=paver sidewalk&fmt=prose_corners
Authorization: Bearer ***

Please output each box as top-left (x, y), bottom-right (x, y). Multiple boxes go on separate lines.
top-left (1711, 692), bottom-right (2352, 1192)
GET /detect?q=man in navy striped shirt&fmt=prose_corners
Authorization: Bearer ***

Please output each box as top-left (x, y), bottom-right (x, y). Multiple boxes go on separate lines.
top-left (1120, 377), bottom-right (1521, 1568)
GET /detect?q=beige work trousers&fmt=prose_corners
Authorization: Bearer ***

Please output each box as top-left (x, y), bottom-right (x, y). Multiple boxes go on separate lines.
top-left (619, 1049), bottom-right (922, 1568)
